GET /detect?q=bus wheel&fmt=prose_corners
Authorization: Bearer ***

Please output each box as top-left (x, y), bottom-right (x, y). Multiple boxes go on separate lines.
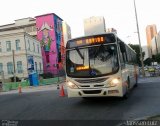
top-left (134, 75), bottom-right (138, 87)
top-left (123, 78), bottom-right (130, 99)
top-left (123, 90), bottom-right (129, 99)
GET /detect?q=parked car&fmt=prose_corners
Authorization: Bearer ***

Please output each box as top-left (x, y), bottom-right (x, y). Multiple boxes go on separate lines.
top-left (144, 67), bottom-right (148, 71)
top-left (148, 67), bottom-right (155, 72)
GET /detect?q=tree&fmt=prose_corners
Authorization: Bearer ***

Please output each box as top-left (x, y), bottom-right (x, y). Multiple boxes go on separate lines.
top-left (155, 53), bottom-right (160, 63)
top-left (152, 55), bottom-right (155, 61)
top-left (128, 44), bottom-right (145, 66)
top-left (144, 58), bottom-right (152, 66)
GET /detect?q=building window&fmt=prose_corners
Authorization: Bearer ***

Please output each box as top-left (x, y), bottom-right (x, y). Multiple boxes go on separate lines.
top-left (32, 26), bottom-right (37, 32)
top-left (59, 34), bottom-right (61, 42)
top-left (0, 42), bottom-right (2, 52)
top-left (28, 40), bottom-right (30, 51)
top-left (17, 61), bottom-right (23, 73)
top-left (35, 62), bottom-right (37, 72)
top-left (0, 63), bottom-right (3, 75)
top-left (39, 62), bottom-right (41, 72)
top-left (7, 62), bottom-right (13, 74)
top-left (33, 43), bottom-right (35, 52)
top-left (15, 39), bottom-right (21, 51)
top-left (37, 44), bottom-right (39, 53)
top-left (6, 41), bottom-right (11, 52)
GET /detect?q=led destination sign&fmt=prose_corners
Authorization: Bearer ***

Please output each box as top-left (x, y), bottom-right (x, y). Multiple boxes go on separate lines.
top-left (76, 36), bottom-right (104, 46)
top-left (66, 33), bottom-right (116, 48)
top-left (76, 66), bottom-right (89, 71)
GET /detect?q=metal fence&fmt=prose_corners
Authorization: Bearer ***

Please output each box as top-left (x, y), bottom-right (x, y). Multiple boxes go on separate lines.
top-left (0, 69), bottom-right (66, 92)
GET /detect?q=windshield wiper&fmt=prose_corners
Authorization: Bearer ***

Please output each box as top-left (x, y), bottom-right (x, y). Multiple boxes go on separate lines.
top-left (75, 47), bottom-right (84, 60)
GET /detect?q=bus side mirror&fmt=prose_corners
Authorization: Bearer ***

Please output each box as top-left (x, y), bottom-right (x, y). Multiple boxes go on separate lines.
top-left (119, 42), bottom-right (126, 53)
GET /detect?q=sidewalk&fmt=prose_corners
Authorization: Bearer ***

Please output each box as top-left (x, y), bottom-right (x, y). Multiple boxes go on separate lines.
top-left (0, 82), bottom-right (66, 95)
top-left (138, 76), bottom-right (160, 83)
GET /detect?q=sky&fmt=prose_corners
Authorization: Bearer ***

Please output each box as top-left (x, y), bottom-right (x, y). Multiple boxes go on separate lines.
top-left (0, 0), bottom-right (160, 46)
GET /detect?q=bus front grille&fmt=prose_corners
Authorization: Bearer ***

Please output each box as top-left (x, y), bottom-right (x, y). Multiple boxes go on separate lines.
top-left (80, 85), bottom-right (90, 87)
top-left (83, 90), bottom-right (101, 94)
top-left (75, 78), bottom-right (107, 83)
top-left (94, 85), bottom-right (104, 87)
top-left (79, 84), bottom-right (105, 88)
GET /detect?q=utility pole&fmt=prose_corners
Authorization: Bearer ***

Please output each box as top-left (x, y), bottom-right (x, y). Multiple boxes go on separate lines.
top-left (12, 50), bottom-right (16, 82)
top-left (133, 0), bottom-right (145, 77)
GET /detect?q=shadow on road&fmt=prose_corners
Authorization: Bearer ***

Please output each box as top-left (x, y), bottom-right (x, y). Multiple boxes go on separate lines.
top-left (76, 97), bottom-right (126, 107)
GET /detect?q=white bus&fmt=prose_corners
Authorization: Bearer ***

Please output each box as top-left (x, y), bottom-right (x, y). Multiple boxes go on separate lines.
top-left (65, 33), bottom-right (138, 98)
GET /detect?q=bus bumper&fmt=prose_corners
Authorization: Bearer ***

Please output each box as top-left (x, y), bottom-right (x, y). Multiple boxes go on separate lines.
top-left (67, 87), bottom-right (123, 97)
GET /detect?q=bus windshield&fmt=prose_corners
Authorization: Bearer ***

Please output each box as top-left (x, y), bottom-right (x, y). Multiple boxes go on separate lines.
top-left (66, 44), bottom-right (119, 78)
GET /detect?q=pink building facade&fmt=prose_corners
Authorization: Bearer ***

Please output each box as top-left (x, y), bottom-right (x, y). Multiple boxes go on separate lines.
top-left (36, 13), bottom-right (64, 74)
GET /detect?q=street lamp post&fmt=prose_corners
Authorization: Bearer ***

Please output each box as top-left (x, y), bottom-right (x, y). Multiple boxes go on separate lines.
top-left (133, 0), bottom-right (145, 77)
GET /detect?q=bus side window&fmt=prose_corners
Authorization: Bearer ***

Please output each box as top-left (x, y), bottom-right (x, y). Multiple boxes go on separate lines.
top-left (119, 51), bottom-right (125, 69)
top-left (119, 42), bottom-right (125, 69)
top-left (119, 41), bottom-right (128, 66)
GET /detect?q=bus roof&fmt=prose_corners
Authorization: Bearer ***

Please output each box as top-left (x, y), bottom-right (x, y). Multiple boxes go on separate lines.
top-left (117, 37), bottom-right (136, 54)
top-left (66, 32), bottom-right (136, 54)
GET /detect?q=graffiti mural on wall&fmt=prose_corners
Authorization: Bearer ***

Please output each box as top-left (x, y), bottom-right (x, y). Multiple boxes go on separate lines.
top-left (36, 13), bottom-right (64, 74)
top-left (40, 22), bottom-right (53, 52)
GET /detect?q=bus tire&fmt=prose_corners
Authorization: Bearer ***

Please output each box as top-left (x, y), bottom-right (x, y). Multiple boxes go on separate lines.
top-left (134, 75), bottom-right (138, 87)
top-left (123, 89), bottom-right (129, 99)
top-left (123, 78), bottom-right (130, 99)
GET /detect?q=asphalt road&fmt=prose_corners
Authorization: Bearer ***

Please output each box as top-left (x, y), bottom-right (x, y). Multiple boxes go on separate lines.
top-left (0, 79), bottom-right (160, 126)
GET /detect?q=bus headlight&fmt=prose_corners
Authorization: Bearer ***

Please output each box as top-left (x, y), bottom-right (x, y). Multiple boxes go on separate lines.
top-left (67, 81), bottom-right (78, 89)
top-left (109, 78), bottom-right (120, 87)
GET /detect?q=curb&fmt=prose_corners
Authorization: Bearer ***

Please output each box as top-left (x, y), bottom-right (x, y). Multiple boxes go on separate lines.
top-left (0, 82), bottom-right (66, 95)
